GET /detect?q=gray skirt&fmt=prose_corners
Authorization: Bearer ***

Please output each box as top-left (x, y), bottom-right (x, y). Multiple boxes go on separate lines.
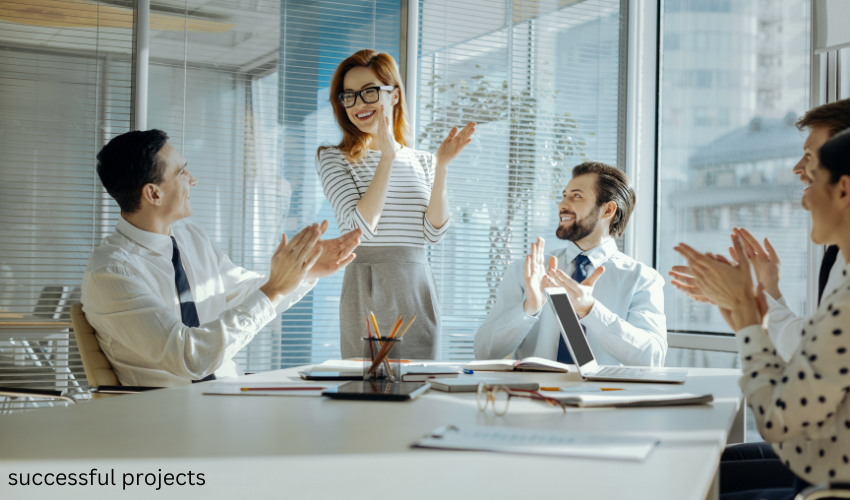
top-left (339, 246), bottom-right (440, 359)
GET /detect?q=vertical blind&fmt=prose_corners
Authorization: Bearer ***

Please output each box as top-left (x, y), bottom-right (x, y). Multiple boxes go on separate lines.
top-left (417, 0), bottom-right (625, 360)
top-left (145, 0), bottom-right (402, 370)
top-left (0, 0), bottom-right (625, 403)
top-left (0, 0), bottom-right (133, 407)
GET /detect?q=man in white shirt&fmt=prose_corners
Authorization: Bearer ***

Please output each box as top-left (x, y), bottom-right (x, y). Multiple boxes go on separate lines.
top-left (670, 99), bottom-right (850, 361)
top-left (82, 130), bottom-right (361, 387)
top-left (474, 162), bottom-right (667, 367)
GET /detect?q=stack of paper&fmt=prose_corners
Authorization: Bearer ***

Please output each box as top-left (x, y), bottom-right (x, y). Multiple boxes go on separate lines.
top-left (414, 425), bottom-right (658, 461)
top-left (546, 388), bottom-right (713, 408)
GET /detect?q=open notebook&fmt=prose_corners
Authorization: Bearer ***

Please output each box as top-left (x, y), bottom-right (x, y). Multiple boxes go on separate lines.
top-left (464, 357), bottom-right (570, 373)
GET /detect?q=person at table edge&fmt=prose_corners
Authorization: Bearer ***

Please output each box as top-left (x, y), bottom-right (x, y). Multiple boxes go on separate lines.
top-left (82, 130), bottom-right (360, 387)
top-left (474, 162), bottom-right (667, 367)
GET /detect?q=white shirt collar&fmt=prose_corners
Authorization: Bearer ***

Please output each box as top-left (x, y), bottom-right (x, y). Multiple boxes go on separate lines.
top-left (115, 215), bottom-right (174, 258)
top-left (561, 238), bottom-right (619, 268)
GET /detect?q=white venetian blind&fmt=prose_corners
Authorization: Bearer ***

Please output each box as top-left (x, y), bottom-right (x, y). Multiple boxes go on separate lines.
top-left (0, 0), bottom-right (133, 406)
top-left (147, 0), bottom-right (401, 370)
top-left (416, 0), bottom-right (625, 360)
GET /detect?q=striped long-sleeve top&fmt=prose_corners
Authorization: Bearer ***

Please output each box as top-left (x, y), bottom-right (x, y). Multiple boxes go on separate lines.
top-left (317, 146), bottom-right (449, 247)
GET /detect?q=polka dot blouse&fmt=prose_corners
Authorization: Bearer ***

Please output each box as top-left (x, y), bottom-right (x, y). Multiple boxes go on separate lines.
top-left (737, 261), bottom-right (850, 484)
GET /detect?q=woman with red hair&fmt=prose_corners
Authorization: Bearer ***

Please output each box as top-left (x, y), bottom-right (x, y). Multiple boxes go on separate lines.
top-left (317, 49), bottom-right (475, 359)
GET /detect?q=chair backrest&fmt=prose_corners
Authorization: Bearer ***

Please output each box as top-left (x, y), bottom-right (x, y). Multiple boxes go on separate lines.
top-left (70, 303), bottom-right (120, 398)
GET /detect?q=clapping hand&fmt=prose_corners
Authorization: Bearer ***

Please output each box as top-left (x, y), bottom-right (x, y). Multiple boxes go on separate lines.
top-left (307, 220), bottom-right (362, 280)
top-left (546, 265), bottom-right (605, 319)
top-left (728, 227), bottom-right (781, 300)
top-left (261, 224), bottom-right (323, 299)
top-left (522, 237), bottom-right (558, 315)
top-left (376, 104), bottom-right (397, 160)
top-left (436, 122), bottom-right (476, 166)
top-left (674, 235), bottom-right (767, 331)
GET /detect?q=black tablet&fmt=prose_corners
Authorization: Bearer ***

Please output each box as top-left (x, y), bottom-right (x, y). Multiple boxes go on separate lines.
top-left (322, 381), bottom-right (430, 401)
top-left (299, 371), bottom-right (363, 381)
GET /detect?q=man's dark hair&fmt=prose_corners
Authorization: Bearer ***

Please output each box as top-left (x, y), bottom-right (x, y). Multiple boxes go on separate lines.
top-left (96, 129), bottom-right (170, 213)
top-left (818, 127), bottom-right (850, 184)
top-left (796, 98), bottom-right (850, 136)
top-left (571, 161), bottom-right (636, 238)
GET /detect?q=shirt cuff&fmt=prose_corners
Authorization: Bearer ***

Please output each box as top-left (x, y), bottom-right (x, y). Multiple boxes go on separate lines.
top-left (735, 324), bottom-right (774, 359)
top-left (353, 207), bottom-right (377, 240)
top-left (424, 215), bottom-right (450, 243)
top-left (502, 302), bottom-right (542, 355)
top-left (765, 292), bottom-right (788, 310)
top-left (242, 289), bottom-right (280, 330)
top-left (580, 299), bottom-right (618, 332)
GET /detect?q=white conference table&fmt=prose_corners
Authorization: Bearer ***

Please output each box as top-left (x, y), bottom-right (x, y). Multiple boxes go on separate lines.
top-left (0, 365), bottom-right (745, 500)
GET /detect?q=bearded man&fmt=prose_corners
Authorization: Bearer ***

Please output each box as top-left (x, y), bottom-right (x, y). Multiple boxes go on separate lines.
top-left (474, 162), bottom-right (667, 366)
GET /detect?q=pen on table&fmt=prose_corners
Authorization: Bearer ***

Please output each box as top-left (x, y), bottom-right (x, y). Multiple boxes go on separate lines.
top-left (463, 368), bottom-right (474, 374)
top-left (241, 387), bottom-right (326, 391)
top-left (539, 387), bottom-right (624, 392)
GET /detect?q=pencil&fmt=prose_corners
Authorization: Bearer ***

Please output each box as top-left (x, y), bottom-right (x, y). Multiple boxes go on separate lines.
top-left (366, 318), bottom-right (375, 361)
top-left (379, 315), bottom-right (417, 363)
top-left (370, 311), bottom-right (382, 339)
top-left (388, 315), bottom-right (403, 339)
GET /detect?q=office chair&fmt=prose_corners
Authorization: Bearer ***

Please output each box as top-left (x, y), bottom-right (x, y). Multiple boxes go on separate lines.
top-left (795, 483), bottom-right (850, 500)
top-left (70, 304), bottom-right (161, 398)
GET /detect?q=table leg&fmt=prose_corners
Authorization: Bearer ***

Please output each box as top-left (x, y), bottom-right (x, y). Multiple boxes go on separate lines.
top-left (727, 397), bottom-right (746, 444)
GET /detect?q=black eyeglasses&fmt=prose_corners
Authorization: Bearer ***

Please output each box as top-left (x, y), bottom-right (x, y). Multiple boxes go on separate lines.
top-left (338, 86), bottom-right (395, 108)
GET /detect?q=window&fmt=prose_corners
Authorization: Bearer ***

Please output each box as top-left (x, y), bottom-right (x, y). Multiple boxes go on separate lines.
top-left (417, 0), bottom-right (625, 360)
top-left (658, 0), bottom-right (811, 338)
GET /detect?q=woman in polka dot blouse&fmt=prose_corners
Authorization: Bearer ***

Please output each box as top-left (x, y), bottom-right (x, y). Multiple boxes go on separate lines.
top-left (676, 127), bottom-right (850, 497)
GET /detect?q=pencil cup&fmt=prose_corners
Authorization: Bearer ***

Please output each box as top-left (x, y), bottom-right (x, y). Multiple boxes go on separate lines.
top-left (363, 337), bottom-right (403, 382)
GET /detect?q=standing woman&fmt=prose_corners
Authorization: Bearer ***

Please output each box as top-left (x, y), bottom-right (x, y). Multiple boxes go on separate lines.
top-left (317, 49), bottom-right (475, 359)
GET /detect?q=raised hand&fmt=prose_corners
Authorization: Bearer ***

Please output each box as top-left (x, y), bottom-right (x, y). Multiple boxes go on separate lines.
top-left (674, 235), bottom-right (763, 330)
top-left (376, 104), bottom-right (397, 161)
top-left (260, 224), bottom-right (323, 300)
top-left (669, 265), bottom-right (714, 304)
top-left (522, 237), bottom-right (549, 315)
top-left (307, 226), bottom-right (362, 280)
top-left (546, 266), bottom-right (605, 318)
top-left (728, 227), bottom-right (781, 300)
top-left (436, 122), bottom-right (476, 166)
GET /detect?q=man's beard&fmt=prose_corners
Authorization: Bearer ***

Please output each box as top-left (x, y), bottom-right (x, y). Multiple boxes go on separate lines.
top-left (556, 205), bottom-right (601, 242)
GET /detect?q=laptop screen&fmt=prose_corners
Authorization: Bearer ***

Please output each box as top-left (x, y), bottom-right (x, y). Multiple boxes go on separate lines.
top-left (548, 292), bottom-right (595, 367)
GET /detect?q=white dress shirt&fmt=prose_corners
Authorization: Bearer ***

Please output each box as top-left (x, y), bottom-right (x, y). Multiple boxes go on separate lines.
top-left (81, 216), bottom-right (314, 387)
top-left (765, 249), bottom-right (845, 361)
top-left (737, 259), bottom-right (850, 484)
top-left (473, 238), bottom-right (667, 367)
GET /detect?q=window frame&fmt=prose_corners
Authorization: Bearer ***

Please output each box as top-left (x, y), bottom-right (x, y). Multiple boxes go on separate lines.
top-left (624, 0), bottom-right (820, 352)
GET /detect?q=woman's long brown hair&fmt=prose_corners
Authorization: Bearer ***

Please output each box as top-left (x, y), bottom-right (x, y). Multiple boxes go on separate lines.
top-left (318, 49), bottom-right (411, 163)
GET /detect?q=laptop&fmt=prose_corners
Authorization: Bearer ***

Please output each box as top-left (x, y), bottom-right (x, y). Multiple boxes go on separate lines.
top-left (544, 287), bottom-right (687, 384)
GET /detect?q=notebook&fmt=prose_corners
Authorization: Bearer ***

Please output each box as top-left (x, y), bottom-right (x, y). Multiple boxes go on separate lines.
top-left (413, 425), bottom-right (658, 461)
top-left (401, 365), bottom-right (462, 382)
top-left (425, 377), bottom-right (539, 393)
top-left (546, 389), bottom-right (713, 408)
top-left (464, 357), bottom-right (570, 373)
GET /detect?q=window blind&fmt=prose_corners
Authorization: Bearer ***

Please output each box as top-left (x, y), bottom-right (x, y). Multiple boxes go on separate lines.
top-left (416, 0), bottom-right (625, 360)
top-left (145, 0), bottom-right (401, 370)
top-left (0, 0), bottom-right (133, 408)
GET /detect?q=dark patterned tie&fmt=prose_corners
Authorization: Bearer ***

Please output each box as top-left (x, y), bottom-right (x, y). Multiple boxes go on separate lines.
top-left (171, 237), bottom-right (215, 383)
top-left (556, 254), bottom-right (591, 364)
top-left (818, 245), bottom-right (839, 306)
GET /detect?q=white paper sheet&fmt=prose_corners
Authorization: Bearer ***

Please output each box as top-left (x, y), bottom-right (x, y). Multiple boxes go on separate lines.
top-left (414, 425), bottom-right (658, 461)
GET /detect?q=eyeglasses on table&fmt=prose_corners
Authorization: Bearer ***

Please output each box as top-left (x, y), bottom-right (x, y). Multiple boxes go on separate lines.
top-left (476, 382), bottom-right (567, 416)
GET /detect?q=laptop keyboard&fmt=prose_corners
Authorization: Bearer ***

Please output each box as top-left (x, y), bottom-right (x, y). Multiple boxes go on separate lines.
top-left (593, 366), bottom-right (650, 378)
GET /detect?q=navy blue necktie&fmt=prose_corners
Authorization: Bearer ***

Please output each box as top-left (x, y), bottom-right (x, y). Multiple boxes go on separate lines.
top-left (556, 254), bottom-right (591, 364)
top-left (171, 237), bottom-right (215, 383)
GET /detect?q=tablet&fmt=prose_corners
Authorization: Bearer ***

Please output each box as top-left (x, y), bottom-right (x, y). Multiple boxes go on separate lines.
top-left (299, 371), bottom-right (363, 381)
top-left (322, 381), bottom-right (430, 401)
